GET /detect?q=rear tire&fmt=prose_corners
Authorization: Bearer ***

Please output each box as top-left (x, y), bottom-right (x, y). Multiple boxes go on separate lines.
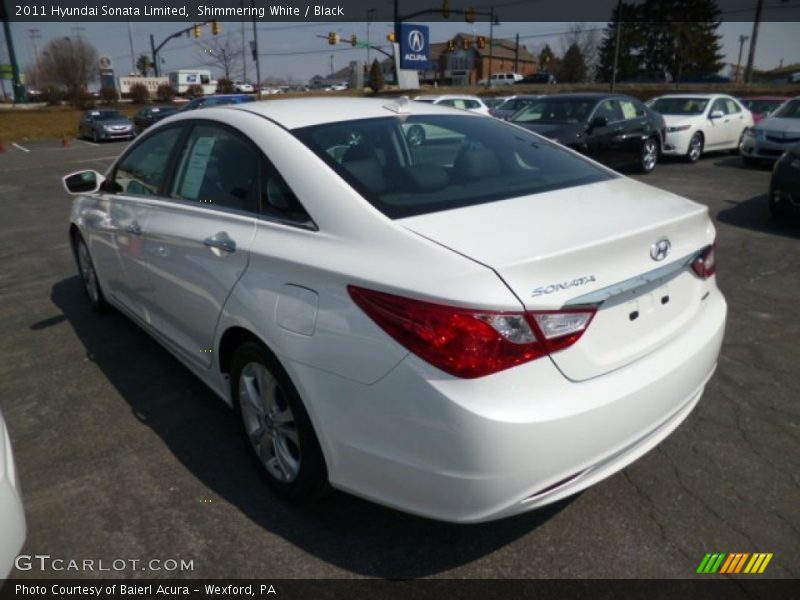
top-left (231, 341), bottom-right (329, 503)
top-left (686, 132), bottom-right (703, 163)
top-left (638, 136), bottom-right (658, 173)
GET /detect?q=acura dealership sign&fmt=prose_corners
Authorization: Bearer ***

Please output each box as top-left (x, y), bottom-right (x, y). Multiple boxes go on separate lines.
top-left (399, 23), bottom-right (430, 70)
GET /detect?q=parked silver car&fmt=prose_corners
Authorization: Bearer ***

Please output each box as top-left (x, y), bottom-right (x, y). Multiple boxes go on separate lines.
top-left (740, 96), bottom-right (800, 165)
top-left (79, 109), bottom-right (136, 143)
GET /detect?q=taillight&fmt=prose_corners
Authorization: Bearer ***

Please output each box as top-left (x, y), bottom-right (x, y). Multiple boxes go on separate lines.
top-left (691, 244), bottom-right (716, 279)
top-left (348, 286), bottom-right (595, 379)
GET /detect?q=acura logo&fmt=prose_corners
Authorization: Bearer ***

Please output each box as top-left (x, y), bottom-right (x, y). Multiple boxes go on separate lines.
top-left (408, 30), bottom-right (425, 53)
top-left (650, 238), bottom-right (671, 261)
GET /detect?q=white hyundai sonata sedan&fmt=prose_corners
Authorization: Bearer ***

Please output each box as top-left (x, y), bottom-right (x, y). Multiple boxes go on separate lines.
top-left (0, 409), bottom-right (26, 578)
top-left (63, 97), bottom-right (726, 523)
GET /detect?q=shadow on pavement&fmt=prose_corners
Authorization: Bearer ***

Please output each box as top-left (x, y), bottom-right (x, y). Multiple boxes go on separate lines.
top-left (717, 193), bottom-right (800, 240)
top-left (49, 275), bottom-right (572, 578)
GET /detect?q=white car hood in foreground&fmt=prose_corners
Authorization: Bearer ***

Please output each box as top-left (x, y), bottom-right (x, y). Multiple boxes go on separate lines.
top-left (401, 177), bottom-right (715, 381)
top-left (0, 412), bottom-right (26, 579)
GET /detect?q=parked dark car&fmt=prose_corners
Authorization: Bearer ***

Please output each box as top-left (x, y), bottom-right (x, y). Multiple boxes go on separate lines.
top-left (78, 109), bottom-right (135, 143)
top-left (179, 94), bottom-right (256, 112)
top-left (516, 72), bottom-right (557, 85)
top-left (769, 142), bottom-right (800, 219)
top-left (132, 106), bottom-right (179, 132)
top-left (507, 93), bottom-right (666, 173)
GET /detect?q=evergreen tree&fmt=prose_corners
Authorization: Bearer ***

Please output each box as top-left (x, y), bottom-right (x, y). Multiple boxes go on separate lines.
top-left (539, 44), bottom-right (556, 72)
top-left (368, 59), bottom-right (384, 93)
top-left (596, 2), bottom-right (644, 82)
top-left (559, 43), bottom-right (587, 83)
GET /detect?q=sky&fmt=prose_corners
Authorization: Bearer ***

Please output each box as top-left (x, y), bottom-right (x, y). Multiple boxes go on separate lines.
top-left (2, 19), bottom-right (798, 84)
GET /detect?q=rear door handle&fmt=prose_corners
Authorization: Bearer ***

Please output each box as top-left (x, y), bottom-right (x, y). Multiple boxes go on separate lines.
top-left (125, 223), bottom-right (142, 236)
top-left (203, 233), bottom-right (236, 253)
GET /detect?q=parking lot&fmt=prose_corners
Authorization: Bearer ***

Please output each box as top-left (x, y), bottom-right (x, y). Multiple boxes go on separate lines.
top-left (0, 138), bottom-right (798, 579)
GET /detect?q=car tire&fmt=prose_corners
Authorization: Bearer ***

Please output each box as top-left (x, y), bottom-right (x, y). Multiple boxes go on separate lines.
top-left (686, 132), bottom-right (703, 163)
top-left (231, 341), bottom-right (329, 504)
top-left (768, 185), bottom-right (789, 219)
top-left (638, 136), bottom-right (658, 173)
top-left (406, 124), bottom-right (426, 147)
top-left (74, 234), bottom-right (109, 313)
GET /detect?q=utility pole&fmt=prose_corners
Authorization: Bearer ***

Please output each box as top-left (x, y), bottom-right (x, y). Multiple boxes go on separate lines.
top-left (486, 7), bottom-right (497, 88)
top-left (736, 34), bottom-right (749, 83)
top-left (26, 28), bottom-right (40, 63)
top-left (744, 0), bottom-right (763, 83)
top-left (366, 8), bottom-right (375, 68)
top-left (514, 33), bottom-right (519, 74)
top-left (127, 22), bottom-right (136, 75)
top-left (251, 3), bottom-right (260, 92)
top-left (330, 54), bottom-right (334, 75)
top-left (1, 5), bottom-right (27, 103)
top-left (610, 0), bottom-right (622, 92)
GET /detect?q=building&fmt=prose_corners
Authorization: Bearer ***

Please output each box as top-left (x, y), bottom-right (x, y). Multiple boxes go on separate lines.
top-left (430, 33), bottom-right (539, 86)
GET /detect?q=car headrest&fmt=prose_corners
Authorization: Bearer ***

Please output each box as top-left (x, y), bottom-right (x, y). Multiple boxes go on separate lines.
top-left (343, 158), bottom-right (386, 195)
top-left (403, 164), bottom-right (448, 192)
top-left (453, 147), bottom-right (501, 181)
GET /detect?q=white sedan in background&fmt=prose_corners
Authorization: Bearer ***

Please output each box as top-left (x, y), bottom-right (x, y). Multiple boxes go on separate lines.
top-left (413, 94), bottom-right (491, 116)
top-left (648, 94), bottom-right (753, 161)
top-left (0, 410), bottom-right (26, 579)
top-left (63, 98), bottom-right (725, 523)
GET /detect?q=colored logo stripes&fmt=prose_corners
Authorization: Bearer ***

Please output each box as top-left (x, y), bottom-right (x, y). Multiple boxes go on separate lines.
top-left (696, 552), bottom-right (773, 574)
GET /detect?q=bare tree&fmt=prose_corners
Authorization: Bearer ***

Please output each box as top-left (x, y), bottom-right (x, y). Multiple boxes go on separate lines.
top-left (197, 37), bottom-right (243, 81)
top-left (560, 23), bottom-right (601, 82)
top-left (38, 36), bottom-right (99, 93)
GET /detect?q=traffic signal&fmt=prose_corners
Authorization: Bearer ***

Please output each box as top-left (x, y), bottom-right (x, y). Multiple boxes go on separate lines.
top-left (442, 0), bottom-right (450, 18)
top-left (328, 31), bottom-right (337, 45)
top-left (351, 34), bottom-right (357, 47)
top-left (477, 36), bottom-right (486, 49)
top-left (466, 7), bottom-right (476, 23)
top-left (462, 38), bottom-right (472, 50)
top-left (386, 32), bottom-right (396, 43)
top-left (211, 20), bottom-right (221, 35)
top-left (193, 25), bottom-right (201, 38)
top-left (447, 39), bottom-right (456, 51)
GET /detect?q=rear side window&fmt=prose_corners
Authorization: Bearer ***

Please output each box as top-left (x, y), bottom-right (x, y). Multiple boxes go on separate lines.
top-left (170, 124), bottom-right (259, 212)
top-left (112, 126), bottom-right (183, 196)
top-left (260, 160), bottom-right (313, 225)
top-left (293, 115), bottom-right (614, 219)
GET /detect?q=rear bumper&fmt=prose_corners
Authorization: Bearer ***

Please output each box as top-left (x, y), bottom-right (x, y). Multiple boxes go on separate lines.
top-left (290, 287), bottom-right (727, 523)
top-left (0, 416), bottom-right (26, 578)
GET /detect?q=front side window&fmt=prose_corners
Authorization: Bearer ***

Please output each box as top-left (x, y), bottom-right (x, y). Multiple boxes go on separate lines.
top-left (170, 124), bottom-right (259, 212)
top-left (112, 126), bottom-right (183, 196)
top-left (711, 99), bottom-right (728, 115)
top-left (293, 115), bottom-right (614, 219)
top-left (772, 99), bottom-right (800, 119)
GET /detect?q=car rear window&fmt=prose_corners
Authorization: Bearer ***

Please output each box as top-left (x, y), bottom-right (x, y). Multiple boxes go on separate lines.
top-left (292, 115), bottom-right (614, 219)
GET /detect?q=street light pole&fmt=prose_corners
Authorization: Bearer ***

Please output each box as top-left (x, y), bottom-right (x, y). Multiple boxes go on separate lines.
top-left (610, 0), bottom-right (622, 92)
top-left (736, 34), bottom-right (749, 83)
top-left (486, 7), bottom-right (496, 89)
top-left (1, 12), bottom-right (27, 103)
top-left (744, 0), bottom-right (763, 83)
top-left (251, 0), bottom-right (261, 91)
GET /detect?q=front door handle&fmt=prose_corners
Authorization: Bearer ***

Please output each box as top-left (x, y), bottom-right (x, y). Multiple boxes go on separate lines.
top-left (125, 223), bottom-right (142, 236)
top-left (203, 233), bottom-right (236, 253)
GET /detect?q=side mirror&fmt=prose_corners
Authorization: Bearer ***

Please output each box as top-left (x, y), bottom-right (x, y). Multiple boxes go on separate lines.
top-left (63, 170), bottom-right (105, 195)
top-left (709, 110), bottom-right (724, 120)
top-left (588, 115), bottom-right (608, 129)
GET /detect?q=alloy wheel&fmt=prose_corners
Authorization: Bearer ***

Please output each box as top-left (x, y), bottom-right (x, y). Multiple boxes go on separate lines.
top-left (688, 134), bottom-right (703, 162)
top-left (77, 239), bottom-right (100, 305)
top-left (641, 138), bottom-right (658, 172)
top-left (239, 362), bottom-right (301, 483)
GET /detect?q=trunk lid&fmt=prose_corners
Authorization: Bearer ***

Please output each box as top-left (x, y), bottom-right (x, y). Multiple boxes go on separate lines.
top-left (400, 177), bottom-right (715, 381)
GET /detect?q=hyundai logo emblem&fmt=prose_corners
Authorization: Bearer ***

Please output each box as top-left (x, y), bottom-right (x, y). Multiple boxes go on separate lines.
top-left (408, 30), bottom-right (425, 53)
top-left (650, 238), bottom-right (671, 261)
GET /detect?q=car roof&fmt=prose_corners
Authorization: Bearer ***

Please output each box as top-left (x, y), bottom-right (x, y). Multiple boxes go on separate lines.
top-left (740, 96), bottom-right (791, 101)
top-left (652, 93), bottom-right (730, 99)
top-left (414, 94), bottom-right (482, 101)
top-left (229, 97), bottom-right (478, 130)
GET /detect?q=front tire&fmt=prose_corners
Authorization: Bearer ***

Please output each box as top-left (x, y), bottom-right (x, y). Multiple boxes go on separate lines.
top-left (74, 234), bottom-right (109, 312)
top-left (231, 342), bottom-right (328, 503)
top-left (686, 132), bottom-right (703, 163)
top-left (638, 136), bottom-right (658, 173)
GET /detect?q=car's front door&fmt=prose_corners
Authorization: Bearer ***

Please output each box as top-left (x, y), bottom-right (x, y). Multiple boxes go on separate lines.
top-left (96, 125), bottom-right (186, 323)
top-left (616, 98), bottom-right (652, 166)
top-left (142, 122), bottom-right (258, 368)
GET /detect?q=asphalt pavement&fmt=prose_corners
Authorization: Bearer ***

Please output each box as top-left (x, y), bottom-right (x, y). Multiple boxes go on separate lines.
top-left (0, 139), bottom-right (797, 579)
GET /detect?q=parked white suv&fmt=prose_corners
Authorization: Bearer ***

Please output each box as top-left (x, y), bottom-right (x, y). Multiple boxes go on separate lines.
top-left (479, 72), bottom-right (523, 86)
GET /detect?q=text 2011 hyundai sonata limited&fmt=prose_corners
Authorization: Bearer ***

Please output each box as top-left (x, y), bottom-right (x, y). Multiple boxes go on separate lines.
top-left (63, 98), bottom-right (726, 523)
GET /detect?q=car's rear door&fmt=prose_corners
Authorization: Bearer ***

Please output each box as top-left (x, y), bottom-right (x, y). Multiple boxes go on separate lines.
top-left (141, 121), bottom-right (258, 368)
top-left (586, 99), bottom-right (625, 167)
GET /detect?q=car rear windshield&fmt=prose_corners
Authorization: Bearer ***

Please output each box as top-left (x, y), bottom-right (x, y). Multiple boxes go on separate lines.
top-left (649, 97), bottom-right (709, 115)
top-left (771, 98), bottom-right (800, 119)
top-left (509, 97), bottom-right (596, 124)
top-left (292, 114), bottom-right (614, 219)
